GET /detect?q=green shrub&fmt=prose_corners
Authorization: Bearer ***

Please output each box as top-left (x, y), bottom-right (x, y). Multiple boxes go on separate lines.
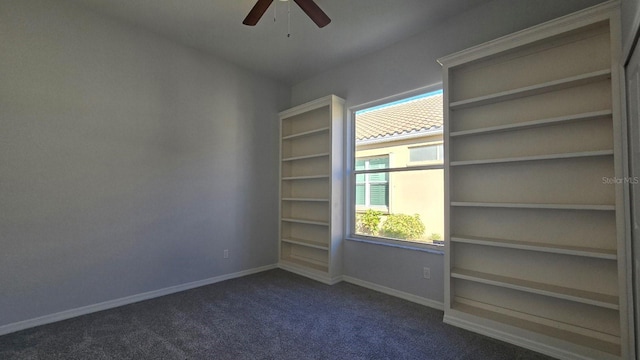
top-left (359, 209), bottom-right (382, 235)
top-left (381, 213), bottom-right (425, 240)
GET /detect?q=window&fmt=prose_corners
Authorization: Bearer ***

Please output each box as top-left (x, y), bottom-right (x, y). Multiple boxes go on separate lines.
top-left (355, 157), bottom-right (389, 210)
top-left (409, 144), bottom-right (443, 163)
top-left (352, 90), bottom-right (444, 246)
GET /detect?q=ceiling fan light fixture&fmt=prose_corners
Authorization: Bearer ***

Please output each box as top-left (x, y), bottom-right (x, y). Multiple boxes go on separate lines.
top-left (243, 0), bottom-right (331, 28)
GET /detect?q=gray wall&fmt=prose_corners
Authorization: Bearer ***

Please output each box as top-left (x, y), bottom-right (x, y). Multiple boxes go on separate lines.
top-left (291, 0), bottom-right (606, 304)
top-left (0, 0), bottom-right (289, 327)
top-left (622, 0), bottom-right (640, 59)
top-left (344, 242), bottom-right (444, 303)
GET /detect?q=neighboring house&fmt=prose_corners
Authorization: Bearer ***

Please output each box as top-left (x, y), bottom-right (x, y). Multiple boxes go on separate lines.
top-left (355, 91), bottom-right (444, 242)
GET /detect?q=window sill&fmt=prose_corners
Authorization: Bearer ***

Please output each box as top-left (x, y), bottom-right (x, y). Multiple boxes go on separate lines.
top-left (355, 207), bottom-right (389, 214)
top-left (345, 236), bottom-right (445, 255)
top-left (406, 160), bottom-right (444, 166)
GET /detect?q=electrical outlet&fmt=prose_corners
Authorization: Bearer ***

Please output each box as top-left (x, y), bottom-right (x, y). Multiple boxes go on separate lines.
top-left (423, 267), bottom-right (430, 279)
top-left (224, 249), bottom-right (229, 259)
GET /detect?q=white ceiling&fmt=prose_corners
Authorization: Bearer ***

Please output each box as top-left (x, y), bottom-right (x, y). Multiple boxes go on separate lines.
top-left (65, 0), bottom-right (493, 84)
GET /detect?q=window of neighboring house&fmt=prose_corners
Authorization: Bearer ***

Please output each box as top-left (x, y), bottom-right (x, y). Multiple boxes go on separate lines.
top-left (355, 156), bottom-right (389, 211)
top-left (409, 143), bottom-right (443, 163)
top-left (353, 89), bottom-right (444, 246)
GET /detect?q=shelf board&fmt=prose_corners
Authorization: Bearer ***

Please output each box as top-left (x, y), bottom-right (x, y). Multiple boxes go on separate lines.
top-left (451, 268), bottom-right (619, 310)
top-left (450, 235), bottom-right (617, 260)
top-left (282, 126), bottom-right (330, 140)
top-left (280, 257), bottom-right (328, 273)
top-left (450, 110), bottom-right (613, 137)
top-left (282, 153), bottom-right (330, 162)
top-left (282, 197), bottom-right (329, 202)
top-left (450, 150), bottom-right (613, 166)
top-left (281, 175), bottom-right (330, 181)
top-left (451, 302), bottom-right (621, 356)
top-left (449, 69), bottom-right (611, 110)
top-left (281, 237), bottom-right (329, 251)
top-left (281, 218), bottom-right (329, 227)
top-left (450, 202), bottom-right (615, 211)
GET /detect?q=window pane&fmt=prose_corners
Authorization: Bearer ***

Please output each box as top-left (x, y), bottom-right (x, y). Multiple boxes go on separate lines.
top-left (355, 169), bottom-right (444, 244)
top-left (368, 172), bottom-right (388, 182)
top-left (369, 183), bottom-right (388, 206)
top-left (410, 144), bottom-right (442, 162)
top-left (355, 157), bottom-right (389, 207)
top-left (368, 157), bottom-right (388, 169)
top-left (355, 184), bottom-right (365, 205)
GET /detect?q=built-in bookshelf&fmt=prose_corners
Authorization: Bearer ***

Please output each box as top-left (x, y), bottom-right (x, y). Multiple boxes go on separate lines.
top-left (438, 2), bottom-right (631, 359)
top-left (278, 95), bottom-right (344, 284)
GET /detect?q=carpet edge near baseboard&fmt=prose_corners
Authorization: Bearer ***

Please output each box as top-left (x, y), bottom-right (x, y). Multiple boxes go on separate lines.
top-left (0, 264), bottom-right (278, 337)
top-left (342, 276), bottom-right (444, 311)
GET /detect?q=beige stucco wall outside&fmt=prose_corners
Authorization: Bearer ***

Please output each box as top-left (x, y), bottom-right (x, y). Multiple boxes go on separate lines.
top-left (355, 132), bottom-right (444, 241)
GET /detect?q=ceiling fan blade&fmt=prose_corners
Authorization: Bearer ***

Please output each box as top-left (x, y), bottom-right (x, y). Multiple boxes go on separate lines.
top-left (242, 0), bottom-right (274, 26)
top-left (293, 0), bottom-right (331, 28)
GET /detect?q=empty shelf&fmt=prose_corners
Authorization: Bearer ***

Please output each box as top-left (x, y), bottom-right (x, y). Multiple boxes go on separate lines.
top-left (450, 150), bottom-right (613, 166)
top-left (449, 110), bottom-right (612, 137)
top-left (451, 268), bottom-right (619, 309)
top-left (450, 202), bottom-right (615, 211)
top-left (281, 218), bottom-right (329, 226)
top-left (282, 175), bottom-right (330, 181)
top-left (281, 237), bottom-right (329, 250)
top-left (449, 70), bottom-right (611, 110)
top-left (282, 127), bottom-right (330, 140)
top-left (282, 153), bottom-right (330, 162)
top-left (450, 235), bottom-right (617, 260)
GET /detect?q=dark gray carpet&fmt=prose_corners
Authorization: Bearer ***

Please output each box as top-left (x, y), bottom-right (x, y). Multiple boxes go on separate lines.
top-left (0, 269), bottom-right (554, 359)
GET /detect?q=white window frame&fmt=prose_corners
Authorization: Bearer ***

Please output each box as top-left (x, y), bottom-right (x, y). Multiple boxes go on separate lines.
top-left (345, 84), bottom-right (445, 251)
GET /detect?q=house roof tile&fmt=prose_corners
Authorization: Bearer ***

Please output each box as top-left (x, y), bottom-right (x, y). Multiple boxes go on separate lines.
top-left (356, 92), bottom-right (443, 141)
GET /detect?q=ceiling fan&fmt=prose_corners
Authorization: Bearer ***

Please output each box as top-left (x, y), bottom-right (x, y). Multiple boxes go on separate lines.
top-left (243, 0), bottom-right (331, 28)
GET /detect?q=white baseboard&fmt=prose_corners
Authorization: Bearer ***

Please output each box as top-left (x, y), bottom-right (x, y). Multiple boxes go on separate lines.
top-left (0, 264), bottom-right (278, 337)
top-left (342, 276), bottom-right (444, 311)
top-left (278, 262), bottom-right (343, 285)
top-left (277, 265), bottom-right (443, 311)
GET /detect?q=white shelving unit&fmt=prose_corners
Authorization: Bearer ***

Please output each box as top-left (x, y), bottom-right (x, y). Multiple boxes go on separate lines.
top-left (278, 95), bottom-right (345, 284)
top-left (438, 2), bottom-right (632, 359)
